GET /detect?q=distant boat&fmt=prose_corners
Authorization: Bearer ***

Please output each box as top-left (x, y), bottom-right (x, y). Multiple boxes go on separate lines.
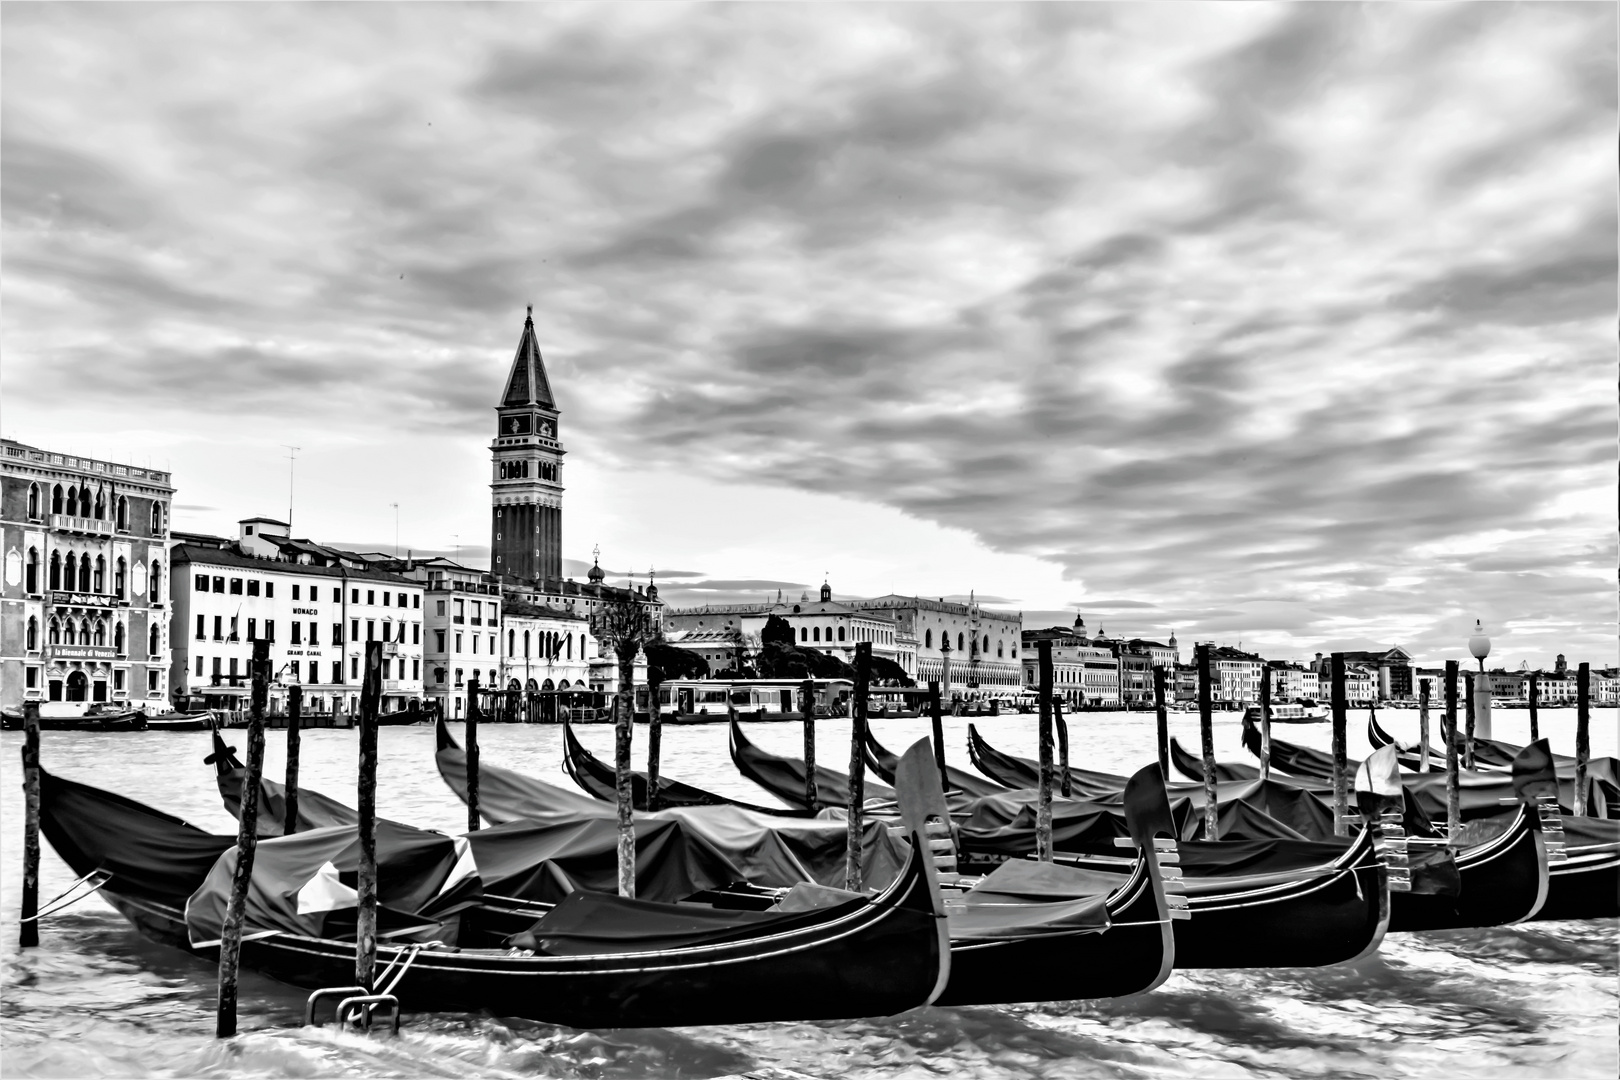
top-left (1245, 703), bottom-right (1327, 725)
top-left (1, 708), bottom-right (146, 732)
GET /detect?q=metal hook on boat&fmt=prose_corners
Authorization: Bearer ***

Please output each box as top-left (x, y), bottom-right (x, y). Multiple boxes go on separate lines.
top-left (19, 869), bottom-right (112, 923)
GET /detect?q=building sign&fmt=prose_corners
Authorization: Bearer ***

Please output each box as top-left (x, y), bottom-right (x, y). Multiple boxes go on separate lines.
top-left (293, 606), bottom-right (318, 615)
top-left (51, 591), bottom-right (121, 609)
top-left (50, 646), bottom-right (118, 660)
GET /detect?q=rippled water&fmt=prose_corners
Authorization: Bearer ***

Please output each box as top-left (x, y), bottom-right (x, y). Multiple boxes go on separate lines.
top-left (3, 709), bottom-right (1615, 1078)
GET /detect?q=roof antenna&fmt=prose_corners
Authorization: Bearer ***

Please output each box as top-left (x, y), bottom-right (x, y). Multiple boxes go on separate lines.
top-left (282, 445), bottom-right (300, 532)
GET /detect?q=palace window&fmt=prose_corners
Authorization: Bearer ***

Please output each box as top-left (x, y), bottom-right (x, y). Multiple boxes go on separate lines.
top-left (150, 562), bottom-right (162, 603)
top-left (116, 496), bottom-right (128, 530)
top-left (49, 619), bottom-right (61, 645)
top-left (148, 625), bottom-right (159, 655)
top-left (114, 557), bottom-right (126, 598)
top-left (150, 503), bottom-right (163, 535)
top-left (78, 554), bottom-right (91, 592)
top-left (925, 629), bottom-right (932, 648)
top-left (26, 547), bottom-right (39, 594)
top-left (837, 626), bottom-right (846, 642)
top-left (93, 556), bottom-right (105, 593)
top-left (95, 489), bottom-right (105, 519)
top-left (26, 616), bottom-right (37, 651)
top-left (63, 620), bottom-right (76, 646)
top-left (52, 485), bottom-right (65, 515)
top-left (27, 483), bottom-right (41, 520)
top-left (93, 620), bottom-right (106, 647)
top-left (958, 633), bottom-right (964, 652)
top-left (49, 551), bottom-right (61, 591)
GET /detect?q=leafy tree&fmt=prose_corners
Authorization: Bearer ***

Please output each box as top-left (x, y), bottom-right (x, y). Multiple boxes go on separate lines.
top-left (755, 641), bottom-right (855, 681)
top-left (762, 613), bottom-right (795, 648)
top-left (645, 638), bottom-right (709, 681)
top-left (868, 654), bottom-right (914, 686)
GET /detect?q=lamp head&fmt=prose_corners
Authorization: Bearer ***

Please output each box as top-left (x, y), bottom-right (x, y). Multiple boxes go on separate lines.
top-left (1467, 619), bottom-right (1491, 662)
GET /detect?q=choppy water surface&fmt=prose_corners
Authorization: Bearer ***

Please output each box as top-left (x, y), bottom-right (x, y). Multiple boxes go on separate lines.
top-left (3, 709), bottom-right (1615, 1078)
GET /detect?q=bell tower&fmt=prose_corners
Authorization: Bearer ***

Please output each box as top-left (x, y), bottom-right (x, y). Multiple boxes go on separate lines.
top-left (490, 307), bottom-right (564, 584)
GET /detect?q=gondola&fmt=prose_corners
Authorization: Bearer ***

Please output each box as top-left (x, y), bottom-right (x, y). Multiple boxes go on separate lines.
top-left (1366, 709), bottom-right (1620, 799)
top-left (728, 718), bottom-right (897, 809)
top-left (39, 763), bottom-right (952, 1028)
top-left (217, 725), bottom-right (1185, 1005)
top-left (561, 722), bottom-right (814, 817)
top-left (744, 727), bottom-right (1389, 969)
top-left (2, 708), bottom-right (148, 732)
top-left (1174, 730), bottom-right (1598, 925)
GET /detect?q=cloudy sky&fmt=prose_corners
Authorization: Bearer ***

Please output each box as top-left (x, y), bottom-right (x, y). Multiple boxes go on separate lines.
top-left (4, 3), bottom-right (1614, 669)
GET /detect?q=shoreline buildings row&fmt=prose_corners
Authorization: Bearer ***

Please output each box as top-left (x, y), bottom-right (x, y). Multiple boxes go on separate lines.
top-left (4, 311), bottom-right (1616, 715)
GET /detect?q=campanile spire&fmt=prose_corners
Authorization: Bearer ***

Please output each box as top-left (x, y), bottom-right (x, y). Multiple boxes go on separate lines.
top-left (491, 308), bottom-right (564, 584)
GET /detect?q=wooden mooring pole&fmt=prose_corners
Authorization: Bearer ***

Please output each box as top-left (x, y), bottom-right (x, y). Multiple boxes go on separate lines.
top-left (1464, 669), bottom-right (1477, 770)
top-left (1527, 672), bottom-right (1540, 744)
top-left (1197, 643), bottom-right (1218, 840)
top-left (216, 639), bottom-right (270, 1038)
top-left (1331, 652), bottom-right (1348, 837)
top-left (1444, 659), bottom-right (1461, 839)
top-left (928, 680), bottom-right (947, 793)
top-left (284, 684), bottom-right (302, 836)
top-left (1417, 680), bottom-right (1431, 773)
top-left (356, 640), bottom-right (382, 995)
top-left (465, 675), bottom-right (481, 833)
top-left (1053, 694), bottom-right (1072, 799)
top-left (19, 700), bottom-right (41, 948)
top-left (1258, 662), bottom-right (1272, 779)
top-left (1152, 665), bottom-right (1169, 779)
top-left (614, 673), bottom-right (635, 899)
top-left (1036, 640), bottom-right (1055, 861)
top-left (844, 642), bottom-right (871, 891)
top-left (800, 679), bottom-right (817, 812)
top-left (1575, 663), bottom-right (1591, 817)
top-left (646, 667), bottom-right (664, 813)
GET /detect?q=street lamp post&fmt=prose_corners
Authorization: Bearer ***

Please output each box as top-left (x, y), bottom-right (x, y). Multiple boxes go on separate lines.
top-left (1468, 619), bottom-right (1492, 743)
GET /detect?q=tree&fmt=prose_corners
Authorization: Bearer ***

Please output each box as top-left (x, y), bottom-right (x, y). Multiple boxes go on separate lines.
top-left (755, 641), bottom-right (855, 681)
top-left (588, 594), bottom-right (656, 898)
top-left (645, 638), bottom-right (709, 681)
top-left (868, 654), bottom-right (914, 686)
top-left (761, 614), bottom-right (795, 648)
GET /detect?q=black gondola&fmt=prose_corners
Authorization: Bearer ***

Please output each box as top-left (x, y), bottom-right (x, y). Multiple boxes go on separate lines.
top-left (1, 708), bottom-right (147, 732)
top-left (561, 722), bottom-right (814, 817)
top-left (728, 719), bottom-right (897, 809)
top-left (38, 764), bottom-right (953, 1028)
top-left (742, 726), bottom-right (1390, 969)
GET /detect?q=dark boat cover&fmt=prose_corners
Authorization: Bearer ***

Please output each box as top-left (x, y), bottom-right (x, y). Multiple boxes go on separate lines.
top-left (184, 822), bottom-right (478, 946)
top-left (562, 722), bottom-right (812, 816)
top-left (435, 719), bottom-right (910, 891)
top-left (510, 889), bottom-right (870, 956)
top-left (729, 719), bottom-right (896, 809)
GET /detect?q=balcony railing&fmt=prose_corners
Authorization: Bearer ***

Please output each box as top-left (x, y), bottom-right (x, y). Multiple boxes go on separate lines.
top-left (50, 514), bottom-right (114, 537)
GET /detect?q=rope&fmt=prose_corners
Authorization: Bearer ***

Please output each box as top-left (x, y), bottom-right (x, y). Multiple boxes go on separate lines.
top-left (21, 869), bottom-right (112, 923)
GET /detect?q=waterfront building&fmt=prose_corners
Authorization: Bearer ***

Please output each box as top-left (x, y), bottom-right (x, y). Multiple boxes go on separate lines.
top-left (500, 597), bottom-right (591, 697)
top-left (1022, 619), bottom-right (1119, 707)
top-left (0, 439), bottom-right (174, 712)
top-left (1206, 645), bottom-right (1265, 706)
top-left (858, 593), bottom-right (1021, 694)
top-left (170, 518), bottom-right (424, 715)
top-left (1594, 669), bottom-right (1617, 706)
top-left (1329, 647), bottom-right (1416, 700)
top-left (391, 557), bottom-right (502, 719)
top-left (1266, 661), bottom-right (1321, 703)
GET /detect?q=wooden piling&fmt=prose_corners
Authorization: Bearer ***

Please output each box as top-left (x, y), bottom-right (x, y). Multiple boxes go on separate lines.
top-left (1417, 680), bottom-right (1431, 773)
top-left (1197, 644), bottom-right (1218, 840)
top-left (465, 676), bottom-right (481, 833)
top-left (1036, 640), bottom-right (1055, 861)
top-left (284, 685), bottom-right (302, 836)
top-left (1330, 652), bottom-right (1348, 837)
top-left (1152, 665), bottom-right (1169, 778)
top-left (927, 680), bottom-right (947, 792)
top-left (646, 666), bottom-right (664, 813)
top-left (1575, 663), bottom-right (1591, 817)
top-left (800, 679), bottom-right (817, 812)
top-left (19, 700), bottom-right (41, 948)
top-left (1258, 662), bottom-right (1272, 779)
top-left (1444, 659), bottom-right (1461, 839)
top-left (614, 678), bottom-right (635, 899)
top-left (1053, 695), bottom-right (1072, 799)
top-left (1528, 672), bottom-right (1540, 744)
top-left (216, 639), bottom-right (270, 1038)
top-left (1463, 669), bottom-right (1476, 770)
top-left (845, 642), bottom-right (871, 892)
top-left (355, 640), bottom-right (382, 995)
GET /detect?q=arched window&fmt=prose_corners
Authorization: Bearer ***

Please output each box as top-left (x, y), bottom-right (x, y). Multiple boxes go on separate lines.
top-left (116, 496), bottom-right (128, 530)
top-left (62, 620), bottom-right (75, 645)
top-left (66, 486), bottom-right (78, 517)
top-left (78, 487), bottom-right (92, 518)
top-left (57, 551), bottom-right (71, 592)
top-left (957, 633), bottom-right (964, 652)
top-left (509, 629), bottom-right (516, 655)
top-left (523, 630), bottom-right (531, 658)
top-left (48, 619), bottom-right (61, 645)
top-left (94, 489), bottom-right (106, 520)
top-left (150, 502), bottom-right (163, 534)
top-left (26, 617), bottom-right (37, 651)
top-left (78, 554), bottom-right (91, 592)
top-left (115, 557), bottom-right (126, 598)
top-left (837, 626), bottom-right (845, 642)
top-left (27, 484), bottom-right (40, 519)
top-left (25, 547), bottom-right (38, 593)
top-left (149, 561), bottom-right (162, 603)
top-left (80, 619), bottom-right (92, 644)
top-left (94, 620), bottom-right (107, 646)
top-left (94, 555), bottom-right (105, 593)
top-left (983, 635), bottom-right (989, 654)
top-left (567, 635), bottom-right (573, 660)
top-left (812, 626), bottom-right (820, 642)
top-left (51, 485), bottom-right (64, 515)
top-left (113, 621), bottom-right (125, 654)
top-left (149, 624), bottom-right (160, 655)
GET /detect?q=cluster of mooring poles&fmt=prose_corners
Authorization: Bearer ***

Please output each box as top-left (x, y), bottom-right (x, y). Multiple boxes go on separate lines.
top-left (13, 632), bottom-right (1603, 1033)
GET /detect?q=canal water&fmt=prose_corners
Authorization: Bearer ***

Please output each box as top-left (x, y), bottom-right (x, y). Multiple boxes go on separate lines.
top-left (3, 709), bottom-right (1615, 1078)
